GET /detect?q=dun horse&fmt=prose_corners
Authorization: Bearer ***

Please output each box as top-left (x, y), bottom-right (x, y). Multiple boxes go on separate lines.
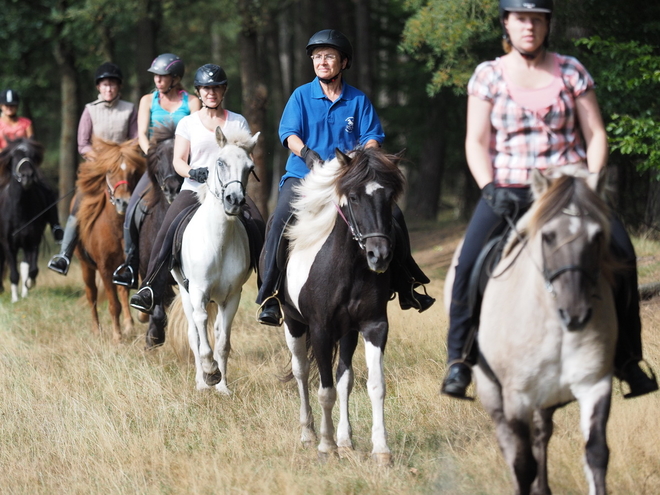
top-left (447, 170), bottom-right (617, 495)
top-left (75, 137), bottom-right (145, 342)
top-left (168, 127), bottom-right (261, 394)
top-left (279, 148), bottom-right (404, 464)
top-left (0, 139), bottom-right (59, 302)
top-left (138, 123), bottom-right (182, 348)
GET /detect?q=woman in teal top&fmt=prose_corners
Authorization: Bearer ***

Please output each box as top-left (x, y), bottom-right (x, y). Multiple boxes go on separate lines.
top-left (112, 53), bottom-right (200, 288)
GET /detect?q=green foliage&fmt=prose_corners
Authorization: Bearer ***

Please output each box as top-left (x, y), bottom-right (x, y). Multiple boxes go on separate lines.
top-left (400, 0), bottom-right (499, 95)
top-left (577, 37), bottom-right (660, 178)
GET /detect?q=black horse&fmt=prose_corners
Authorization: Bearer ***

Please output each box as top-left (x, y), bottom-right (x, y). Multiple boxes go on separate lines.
top-left (0, 138), bottom-right (60, 301)
top-left (271, 148), bottom-right (405, 464)
top-left (137, 123), bottom-right (182, 348)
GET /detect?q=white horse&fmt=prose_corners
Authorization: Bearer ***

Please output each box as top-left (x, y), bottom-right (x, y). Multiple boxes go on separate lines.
top-left (170, 127), bottom-right (259, 395)
top-left (446, 170), bottom-right (617, 495)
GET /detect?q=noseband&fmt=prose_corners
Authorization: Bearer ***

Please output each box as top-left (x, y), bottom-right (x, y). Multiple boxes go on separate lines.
top-left (208, 159), bottom-right (247, 202)
top-left (106, 174), bottom-right (129, 206)
top-left (335, 200), bottom-right (392, 251)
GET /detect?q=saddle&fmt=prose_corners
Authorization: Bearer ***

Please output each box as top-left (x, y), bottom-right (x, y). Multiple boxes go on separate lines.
top-left (169, 202), bottom-right (265, 289)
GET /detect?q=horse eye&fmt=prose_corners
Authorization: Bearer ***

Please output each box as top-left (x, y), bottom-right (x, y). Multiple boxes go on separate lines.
top-left (542, 232), bottom-right (556, 246)
top-left (349, 194), bottom-right (358, 203)
top-left (217, 159), bottom-right (225, 167)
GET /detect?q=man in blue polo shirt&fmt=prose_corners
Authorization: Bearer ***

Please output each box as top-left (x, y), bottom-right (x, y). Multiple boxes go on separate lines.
top-left (257, 29), bottom-right (434, 325)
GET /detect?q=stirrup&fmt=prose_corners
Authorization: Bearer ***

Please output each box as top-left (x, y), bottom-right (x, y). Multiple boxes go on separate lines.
top-left (47, 255), bottom-right (70, 275)
top-left (112, 263), bottom-right (136, 287)
top-left (256, 293), bottom-right (283, 326)
top-left (130, 286), bottom-right (154, 313)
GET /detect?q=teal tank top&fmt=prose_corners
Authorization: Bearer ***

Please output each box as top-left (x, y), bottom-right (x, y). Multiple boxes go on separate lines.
top-left (149, 90), bottom-right (192, 136)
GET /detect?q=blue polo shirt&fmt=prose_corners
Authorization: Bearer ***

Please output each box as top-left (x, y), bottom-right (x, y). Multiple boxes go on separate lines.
top-left (279, 77), bottom-right (385, 187)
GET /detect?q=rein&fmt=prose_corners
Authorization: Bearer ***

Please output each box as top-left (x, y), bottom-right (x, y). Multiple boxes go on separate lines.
top-left (334, 201), bottom-right (392, 251)
top-left (207, 158), bottom-right (260, 203)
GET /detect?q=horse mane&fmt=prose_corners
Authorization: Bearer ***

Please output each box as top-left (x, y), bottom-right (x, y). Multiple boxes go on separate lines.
top-left (288, 148), bottom-right (405, 253)
top-left (77, 137), bottom-right (145, 234)
top-left (146, 122), bottom-right (177, 207)
top-left (0, 138), bottom-right (45, 188)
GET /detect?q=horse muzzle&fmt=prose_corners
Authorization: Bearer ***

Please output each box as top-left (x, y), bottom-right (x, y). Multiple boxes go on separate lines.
top-left (365, 237), bottom-right (393, 273)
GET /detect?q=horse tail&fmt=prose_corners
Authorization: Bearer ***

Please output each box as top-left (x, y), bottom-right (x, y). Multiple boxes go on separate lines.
top-left (166, 291), bottom-right (218, 362)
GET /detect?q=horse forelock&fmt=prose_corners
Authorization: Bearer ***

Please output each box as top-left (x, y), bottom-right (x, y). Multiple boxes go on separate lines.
top-left (0, 139), bottom-right (44, 187)
top-left (336, 148), bottom-right (405, 205)
top-left (78, 138), bottom-right (145, 196)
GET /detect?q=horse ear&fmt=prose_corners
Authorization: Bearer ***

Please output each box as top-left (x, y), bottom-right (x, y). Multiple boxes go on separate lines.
top-left (335, 148), bottom-right (351, 167)
top-left (531, 169), bottom-right (551, 198)
top-left (215, 126), bottom-right (227, 147)
top-left (246, 131), bottom-right (260, 155)
top-left (587, 168), bottom-right (607, 196)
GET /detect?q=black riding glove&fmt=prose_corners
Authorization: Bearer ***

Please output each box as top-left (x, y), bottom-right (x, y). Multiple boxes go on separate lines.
top-left (481, 182), bottom-right (519, 218)
top-left (189, 167), bottom-right (209, 184)
top-left (300, 145), bottom-right (322, 169)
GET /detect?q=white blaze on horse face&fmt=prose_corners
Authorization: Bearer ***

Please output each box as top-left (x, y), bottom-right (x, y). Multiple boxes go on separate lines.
top-left (568, 215), bottom-right (581, 235)
top-left (120, 161), bottom-right (127, 171)
top-left (365, 181), bottom-right (384, 196)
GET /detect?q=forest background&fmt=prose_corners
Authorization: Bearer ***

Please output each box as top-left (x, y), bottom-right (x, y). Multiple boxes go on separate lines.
top-left (2, 0), bottom-right (660, 229)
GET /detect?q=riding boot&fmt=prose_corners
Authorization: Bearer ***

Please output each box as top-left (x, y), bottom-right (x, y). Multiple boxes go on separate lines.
top-left (391, 209), bottom-right (435, 312)
top-left (441, 362), bottom-right (473, 399)
top-left (112, 247), bottom-right (139, 289)
top-left (47, 214), bottom-right (78, 275)
top-left (130, 256), bottom-right (168, 314)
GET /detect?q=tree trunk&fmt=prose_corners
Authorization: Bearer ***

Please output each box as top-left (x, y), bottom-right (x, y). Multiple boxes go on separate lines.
top-left (53, 36), bottom-right (79, 223)
top-left (354, 0), bottom-right (372, 96)
top-left (133, 0), bottom-right (160, 102)
top-left (238, 0), bottom-right (269, 216)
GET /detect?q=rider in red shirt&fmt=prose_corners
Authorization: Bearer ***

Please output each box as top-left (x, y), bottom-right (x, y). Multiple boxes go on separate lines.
top-left (0, 89), bottom-right (33, 149)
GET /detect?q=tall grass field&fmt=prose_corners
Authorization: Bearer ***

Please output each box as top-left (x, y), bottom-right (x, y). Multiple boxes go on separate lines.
top-left (0, 228), bottom-right (658, 494)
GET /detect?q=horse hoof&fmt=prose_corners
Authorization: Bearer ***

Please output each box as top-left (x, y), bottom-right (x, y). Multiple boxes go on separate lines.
top-left (215, 383), bottom-right (232, 396)
top-left (203, 370), bottom-right (222, 386)
top-left (371, 452), bottom-right (392, 466)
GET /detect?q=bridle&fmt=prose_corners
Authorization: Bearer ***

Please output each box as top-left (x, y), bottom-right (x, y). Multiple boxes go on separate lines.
top-left (540, 209), bottom-right (599, 296)
top-left (207, 157), bottom-right (260, 203)
top-left (13, 157), bottom-right (33, 183)
top-left (334, 198), bottom-right (392, 251)
top-left (106, 173), bottom-right (129, 206)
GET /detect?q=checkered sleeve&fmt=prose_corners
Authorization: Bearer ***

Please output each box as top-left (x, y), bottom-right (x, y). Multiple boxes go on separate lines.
top-left (559, 55), bottom-right (594, 98)
top-left (467, 61), bottom-right (498, 103)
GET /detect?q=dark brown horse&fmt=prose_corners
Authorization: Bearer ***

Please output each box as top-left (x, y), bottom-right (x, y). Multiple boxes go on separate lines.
top-left (139, 122), bottom-right (181, 348)
top-left (0, 138), bottom-right (58, 302)
top-left (75, 137), bottom-right (145, 342)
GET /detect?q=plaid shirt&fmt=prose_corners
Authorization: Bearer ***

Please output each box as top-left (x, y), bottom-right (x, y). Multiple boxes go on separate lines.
top-left (468, 53), bottom-right (594, 186)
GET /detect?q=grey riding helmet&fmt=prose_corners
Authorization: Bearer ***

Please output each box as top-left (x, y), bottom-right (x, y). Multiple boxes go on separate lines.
top-left (0, 89), bottom-right (20, 106)
top-left (148, 53), bottom-right (185, 79)
top-left (305, 29), bottom-right (353, 70)
top-left (94, 62), bottom-right (123, 85)
top-left (194, 64), bottom-right (228, 88)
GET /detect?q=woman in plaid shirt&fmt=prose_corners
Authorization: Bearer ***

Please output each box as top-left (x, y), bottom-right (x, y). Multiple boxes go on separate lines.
top-left (441, 0), bottom-right (658, 400)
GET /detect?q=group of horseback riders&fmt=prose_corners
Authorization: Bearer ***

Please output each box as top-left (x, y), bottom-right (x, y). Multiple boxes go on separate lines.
top-left (5, 0), bottom-right (656, 402)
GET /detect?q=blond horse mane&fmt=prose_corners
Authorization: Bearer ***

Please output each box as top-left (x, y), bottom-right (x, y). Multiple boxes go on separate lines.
top-left (287, 156), bottom-right (344, 253)
top-left (77, 137), bottom-right (145, 239)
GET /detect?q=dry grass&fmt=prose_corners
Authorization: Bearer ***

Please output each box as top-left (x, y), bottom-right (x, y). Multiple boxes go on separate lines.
top-left (0, 228), bottom-right (658, 494)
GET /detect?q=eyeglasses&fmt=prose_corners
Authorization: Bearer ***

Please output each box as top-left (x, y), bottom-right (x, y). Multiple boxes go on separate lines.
top-left (311, 54), bottom-right (338, 62)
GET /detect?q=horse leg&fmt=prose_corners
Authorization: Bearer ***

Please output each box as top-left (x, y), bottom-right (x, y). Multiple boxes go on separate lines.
top-left (530, 407), bottom-right (556, 495)
top-left (312, 327), bottom-right (338, 460)
top-left (20, 261), bottom-right (30, 297)
top-left (285, 320), bottom-right (316, 448)
top-left (336, 331), bottom-right (358, 455)
top-left (575, 378), bottom-right (612, 495)
top-left (180, 290), bottom-right (209, 390)
top-left (117, 285), bottom-right (134, 338)
top-left (362, 328), bottom-right (391, 466)
top-left (80, 263), bottom-right (101, 334)
top-left (146, 304), bottom-right (167, 350)
top-left (25, 248), bottom-right (39, 292)
top-left (212, 293), bottom-right (241, 396)
top-left (189, 288), bottom-right (221, 388)
top-left (8, 250), bottom-right (20, 303)
top-left (102, 274), bottom-right (124, 344)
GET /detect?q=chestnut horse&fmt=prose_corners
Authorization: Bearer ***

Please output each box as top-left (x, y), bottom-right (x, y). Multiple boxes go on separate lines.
top-left (75, 137), bottom-right (145, 342)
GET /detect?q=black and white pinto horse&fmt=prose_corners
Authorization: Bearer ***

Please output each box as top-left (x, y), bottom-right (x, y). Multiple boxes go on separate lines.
top-left (281, 147), bottom-right (404, 464)
top-left (0, 139), bottom-right (57, 301)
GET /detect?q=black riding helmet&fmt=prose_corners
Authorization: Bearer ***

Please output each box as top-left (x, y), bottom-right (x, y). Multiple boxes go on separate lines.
top-left (306, 29), bottom-right (353, 70)
top-left (0, 89), bottom-right (20, 106)
top-left (194, 64), bottom-right (228, 88)
top-left (94, 62), bottom-right (123, 85)
top-left (499, 0), bottom-right (553, 57)
top-left (148, 53), bottom-right (185, 79)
